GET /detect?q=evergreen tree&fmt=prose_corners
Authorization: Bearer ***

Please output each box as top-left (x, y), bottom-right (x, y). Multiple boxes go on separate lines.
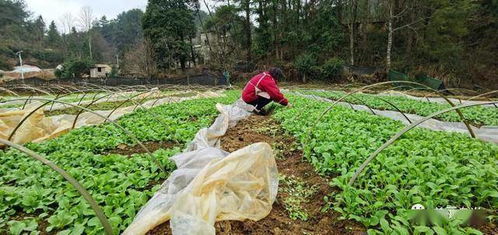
top-left (46, 21), bottom-right (61, 47)
top-left (143, 0), bottom-right (196, 70)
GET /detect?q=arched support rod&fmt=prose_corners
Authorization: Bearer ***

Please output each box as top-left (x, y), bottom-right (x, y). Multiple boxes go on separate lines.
top-left (348, 101), bottom-right (498, 186)
top-left (71, 94), bottom-right (112, 129)
top-left (348, 95), bottom-right (376, 115)
top-left (0, 87), bottom-right (19, 96)
top-left (308, 81), bottom-right (477, 143)
top-left (8, 92), bottom-right (80, 141)
top-left (468, 90), bottom-right (498, 108)
top-left (71, 90), bottom-right (154, 130)
top-left (71, 93), bottom-right (124, 129)
top-left (22, 95), bottom-right (34, 110)
top-left (374, 96), bottom-right (413, 124)
top-left (8, 101), bottom-right (53, 141)
top-left (15, 85), bottom-right (53, 96)
top-left (1, 98), bottom-right (166, 174)
top-left (419, 88), bottom-right (481, 104)
top-left (106, 91), bottom-right (153, 120)
top-left (0, 138), bottom-right (114, 235)
top-left (308, 92), bottom-right (413, 124)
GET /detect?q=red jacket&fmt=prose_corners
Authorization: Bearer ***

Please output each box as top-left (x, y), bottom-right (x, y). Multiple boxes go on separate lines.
top-left (242, 72), bottom-right (288, 106)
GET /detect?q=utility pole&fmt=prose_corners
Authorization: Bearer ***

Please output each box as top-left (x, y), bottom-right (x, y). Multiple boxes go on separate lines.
top-left (16, 51), bottom-right (24, 79)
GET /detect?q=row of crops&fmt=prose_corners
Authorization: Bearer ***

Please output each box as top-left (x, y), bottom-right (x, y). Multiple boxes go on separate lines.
top-left (0, 90), bottom-right (190, 110)
top-left (301, 90), bottom-right (498, 126)
top-left (273, 94), bottom-right (498, 234)
top-left (1, 88), bottom-right (496, 234)
top-left (0, 92), bottom-right (240, 234)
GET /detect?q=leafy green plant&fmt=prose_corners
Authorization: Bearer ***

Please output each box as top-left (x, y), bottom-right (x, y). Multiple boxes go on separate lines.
top-left (109, 65), bottom-right (119, 78)
top-left (273, 94), bottom-right (498, 233)
top-left (55, 59), bottom-right (94, 78)
top-left (320, 57), bottom-right (344, 81)
top-left (304, 90), bottom-right (498, 126)
top-left (294, 53), bottom-right (317, 83)
top-left (0, 92), bottom-right (240, 234)
top-left (279, 174), bottom-right (318, 221)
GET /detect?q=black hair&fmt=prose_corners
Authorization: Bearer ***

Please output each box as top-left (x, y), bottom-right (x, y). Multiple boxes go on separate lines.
top-left (268, 67), bottom-right (284, 81)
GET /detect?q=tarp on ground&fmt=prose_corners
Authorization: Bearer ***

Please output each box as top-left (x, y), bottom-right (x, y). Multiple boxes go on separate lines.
top-left (388, 70), bottom-right (443, 90)
top-left (124, 100), bottom-right (279, 235)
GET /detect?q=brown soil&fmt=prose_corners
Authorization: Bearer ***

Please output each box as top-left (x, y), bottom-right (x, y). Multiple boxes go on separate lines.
top-left (148, 115), bottom-right (365, 235)
top-left (7, 210), bottom-right (52, 235)
top-left (106, 141), bottom-right (179, 156)
top-left (470, 211), bottom-right (498, 235)
top-left (474, 222), bottom-right (498, 235)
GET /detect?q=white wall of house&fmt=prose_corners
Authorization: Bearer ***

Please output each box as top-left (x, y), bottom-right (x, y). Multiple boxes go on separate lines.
top-left (90, 65), bottom-right (111, 78)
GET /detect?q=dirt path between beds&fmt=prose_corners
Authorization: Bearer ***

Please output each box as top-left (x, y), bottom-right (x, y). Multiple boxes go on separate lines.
top-left (148, 115), bottom-right (365, 235)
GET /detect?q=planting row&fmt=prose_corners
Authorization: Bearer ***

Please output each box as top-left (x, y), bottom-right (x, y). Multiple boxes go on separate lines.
top-left (0, 90), bottom-right (191, 110)
top-left (273, 95), bottom-right (498, 234)
top-left (302, 90), bottom-right (498, 126)
top-left (0, 92), bottom-right (239, 234)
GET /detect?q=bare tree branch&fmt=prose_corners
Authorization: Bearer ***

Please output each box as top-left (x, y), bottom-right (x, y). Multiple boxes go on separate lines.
top-left (79, 6), bottom-right (93, 32)
top-left (79, 6), bottom-right (94, 59)
top-left (59, 13), bottom-right (74, 35)
top-left (393, 16), bottom-right (431, 32)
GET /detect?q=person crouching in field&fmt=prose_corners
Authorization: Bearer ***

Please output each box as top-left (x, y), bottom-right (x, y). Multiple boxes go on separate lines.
top-left (242, 67), bottom-right (291, 115)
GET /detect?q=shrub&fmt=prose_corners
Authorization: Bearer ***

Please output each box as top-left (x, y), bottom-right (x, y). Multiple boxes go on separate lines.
top-left (293, 53), bottom-right (317, 83)
top-left (31, 49), bottom-right (64, 64)
top-left (110, 65), bottom-right (119, 78)
top-left (320, 57), bottom-right (344, 81)
top-left (55, 59), bottom-right (93, 78)
top-left (0, 59), bottom-right (11, 71)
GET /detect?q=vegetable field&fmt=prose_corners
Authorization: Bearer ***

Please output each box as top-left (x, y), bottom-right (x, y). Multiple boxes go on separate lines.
top-left (274, 94), bottom-right (497, 234)
top-left (0, 84), bottom-right (497, 235)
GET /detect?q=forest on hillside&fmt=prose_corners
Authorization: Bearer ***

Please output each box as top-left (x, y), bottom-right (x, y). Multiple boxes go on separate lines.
top-left (0, 0), bottom-right (496, 88)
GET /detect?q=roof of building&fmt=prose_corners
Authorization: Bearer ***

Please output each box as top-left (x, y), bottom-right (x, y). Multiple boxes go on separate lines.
top-left (91, 64), bottom-right (112, 69)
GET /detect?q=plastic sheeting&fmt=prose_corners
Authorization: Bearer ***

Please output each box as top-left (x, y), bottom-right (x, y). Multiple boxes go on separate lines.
top-left (0, 104), bottom-right (71, 144)
top-left (0, 89), bottom-right (203, 111)
top-left (300, 93), bottom-right (498, 144)
top-left (380, 90), bottom-right (497, 108)
top-left (124, 100), bottom-right (279, 235)
top-left (0, 91), bottom-right (222, 146)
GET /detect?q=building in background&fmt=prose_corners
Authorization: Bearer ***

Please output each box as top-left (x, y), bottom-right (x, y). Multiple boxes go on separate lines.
top-left (90, 64), bottom-right (112, 78)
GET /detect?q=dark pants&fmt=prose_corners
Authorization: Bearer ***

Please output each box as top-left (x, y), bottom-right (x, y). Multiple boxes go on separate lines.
top-left (248, 97), bottom-right (272, 111)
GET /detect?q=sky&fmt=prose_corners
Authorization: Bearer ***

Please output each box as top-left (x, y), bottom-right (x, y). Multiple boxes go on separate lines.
top-left (25, 0), bottom-right (218, 32)
top-left (25, 0), bottom-right (147, 31)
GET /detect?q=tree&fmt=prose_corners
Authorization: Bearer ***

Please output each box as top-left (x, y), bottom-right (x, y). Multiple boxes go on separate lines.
top-left (66, 27), bottom-right (84, 59)
top-left (46, 21), bottom-right (61, 47)
top-left (110, 9), bottom-right (144, 52)
top-left (59, 13), bottom-right (75, 35)
top-left (241, 0), bottom-right (252, 61)
top-left (203, 5), bottom-right (245, 68)
top-left (349, 0), bottom-right (358, 65)
top-left (32, 16), bottom-right (46, 46)
top-left (79, 6), bottom-right (94, 59)
top-left (294, 53), bottom-right (317, 83)
top-left (121, 40), bottom-right (157, 77)
top-left (143, 0), bottom-right (196, 71)
top-left (0, 0), bottom-right (29, 29)
top-left (55, 58), bottom-right (93, 78)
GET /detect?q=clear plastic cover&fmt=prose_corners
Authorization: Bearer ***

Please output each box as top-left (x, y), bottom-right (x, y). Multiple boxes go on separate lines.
top-left (124, 100), bottom-right (278, 235)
